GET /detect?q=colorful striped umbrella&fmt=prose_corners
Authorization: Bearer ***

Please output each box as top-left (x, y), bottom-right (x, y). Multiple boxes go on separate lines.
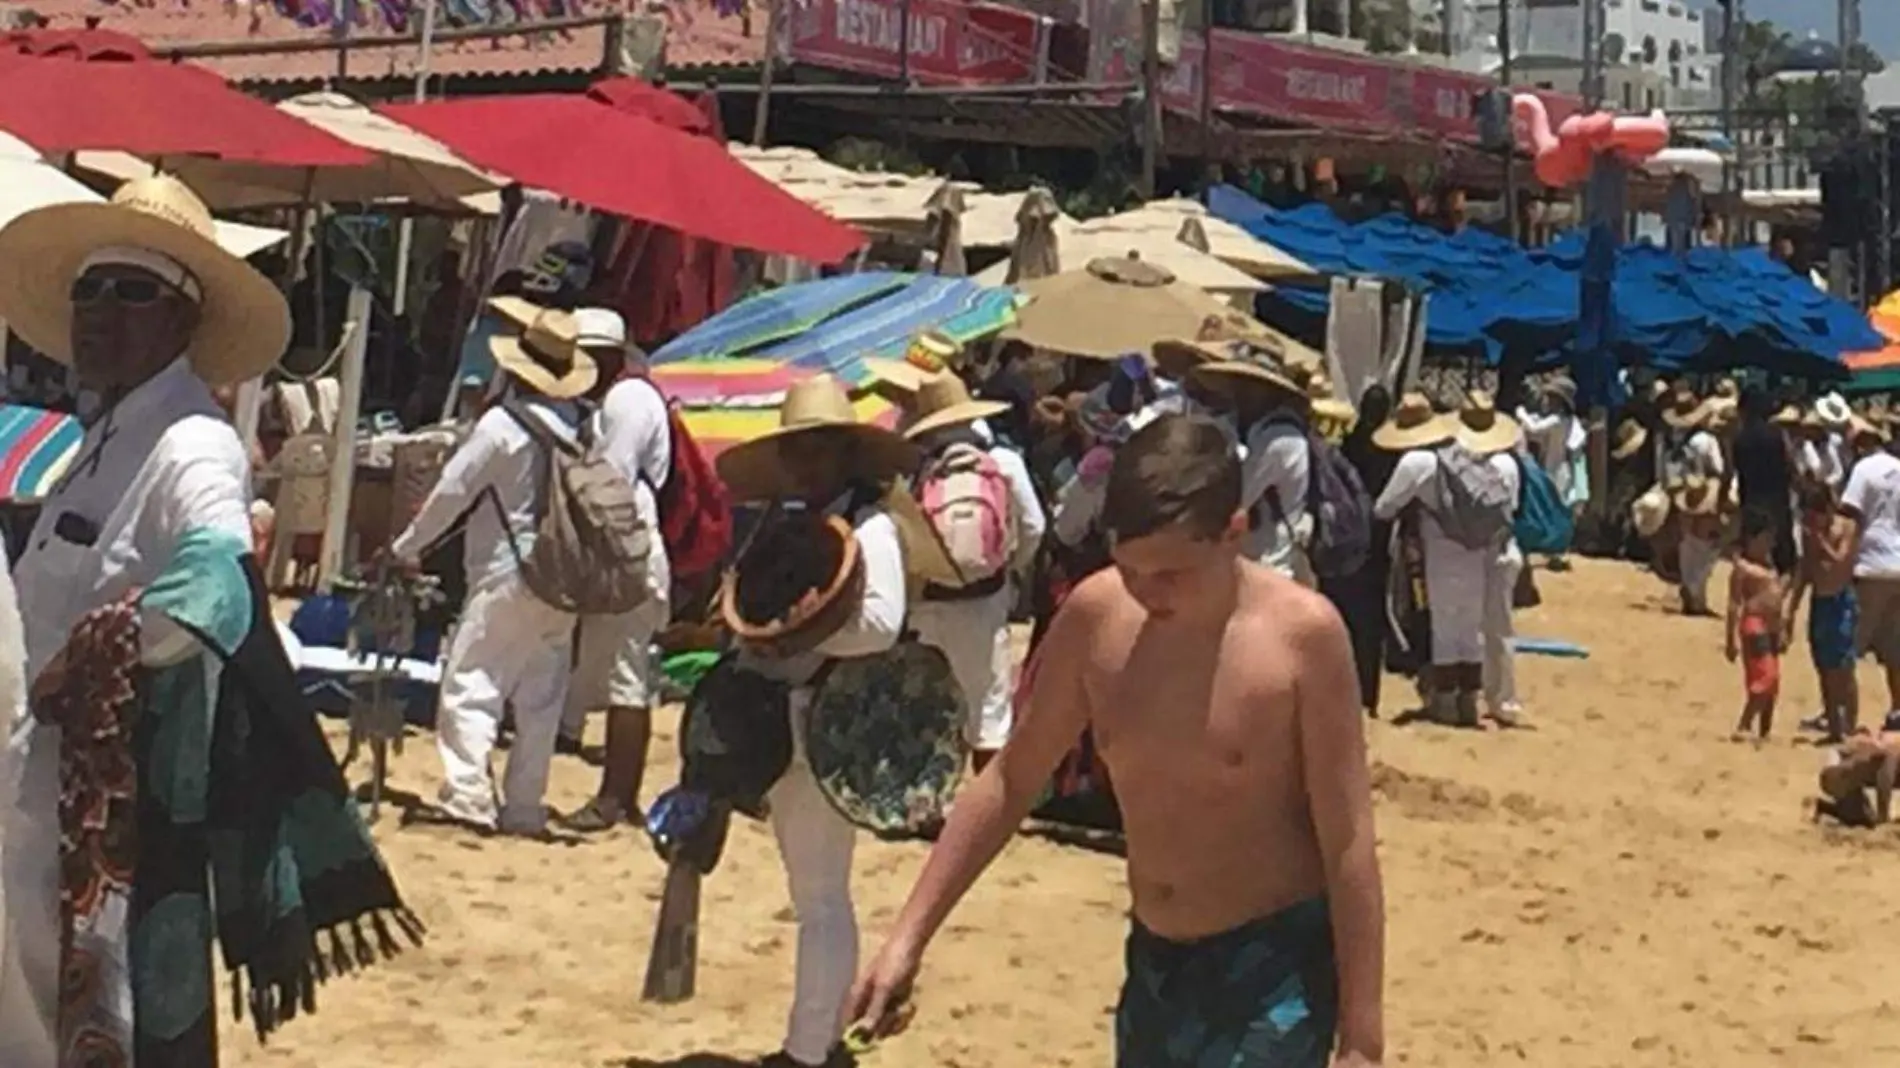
top-left (677, 392), bottom-right (900, 459)
top-left (653, 273), bottom-right (910, 363)
top-left (751, 275), bottom-right (1023, 386)
top-left (1844, 308), bottom-right (1900, 393)
top-left (0, 404), bottom-right (81, 501)
top-left (649, 357), bottom-right (811, 408)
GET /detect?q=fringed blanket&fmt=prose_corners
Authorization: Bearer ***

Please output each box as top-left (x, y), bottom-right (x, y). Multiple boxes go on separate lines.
top-left (38, 527), bottom-right (422, 1067)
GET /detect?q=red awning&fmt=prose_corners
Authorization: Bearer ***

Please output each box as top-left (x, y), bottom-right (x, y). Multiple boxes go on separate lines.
top-left (2, 28), bottom-right (152, 62)
top-left (381, 94), bottom-right (865, 265)
top-left (0, 55), bottom-right (371, 166)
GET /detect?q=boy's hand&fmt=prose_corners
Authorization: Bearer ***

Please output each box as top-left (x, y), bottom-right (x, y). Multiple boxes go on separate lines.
top-left (1725, 639), bottom-right (1739, 664)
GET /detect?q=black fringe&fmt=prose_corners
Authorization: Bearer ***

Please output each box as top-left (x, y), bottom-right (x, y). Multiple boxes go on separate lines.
top-left (236, 907), bottom-right (426, 1042)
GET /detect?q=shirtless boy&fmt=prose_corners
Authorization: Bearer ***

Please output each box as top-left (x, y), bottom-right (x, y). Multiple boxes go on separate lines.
top-left (1727, 508), bottom-right (1784, 740)
top-left (847, 414), bottom-right (1385, 1067)
top-left (1784, 482), bottom-right (1862, 740)
top-left (1815, 732), bottom-right (1900, 827)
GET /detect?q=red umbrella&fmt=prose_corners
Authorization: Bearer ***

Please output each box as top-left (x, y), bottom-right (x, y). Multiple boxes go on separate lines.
top-left (382, 94), bottom-right (864, 265)
top-left (0, 55), bottom-right (371, 166)
top-left (586, 77), bottom-right (713, 138)
top-left (2, 28), bottom-right (151, 61)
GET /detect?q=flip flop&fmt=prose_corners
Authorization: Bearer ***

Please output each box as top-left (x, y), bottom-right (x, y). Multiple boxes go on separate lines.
top-left (558, 798), bottom-right (637, 834)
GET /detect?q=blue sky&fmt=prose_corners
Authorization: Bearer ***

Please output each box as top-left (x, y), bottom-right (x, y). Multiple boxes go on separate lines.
top-left (1727, 0), bottom-right (1900, 58)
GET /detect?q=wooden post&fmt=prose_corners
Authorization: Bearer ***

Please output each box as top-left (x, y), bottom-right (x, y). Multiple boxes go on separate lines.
top-left (318, 286), bottom-right (372, 589)
top-left (752, 0), bottom-right (782, 146)
top-left (1139, 0), bottom-right (1161, 199)
top-left (1198, 0), bottom-right (1213, 171)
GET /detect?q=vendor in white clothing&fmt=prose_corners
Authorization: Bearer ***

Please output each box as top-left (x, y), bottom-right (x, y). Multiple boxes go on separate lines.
top-left (0, 176), bottom-right (287, 1067)
top-left (1517, 375), bottom-right (1588, 566)
top-left (901, 372), bottom-right (1046, 771)
top-left (1656, 388), bottom-right (1726, 616)
top-left (557, 307), bottom-right (674, 833)
top-left (389, 298), bottom-right (597, 837)
top-left (1373, 393), bottom-right (1524, 728)
top-left (1183, 351), bottom-right (1314, 585)
top-left (715, 375), bottom-right (918, 1068)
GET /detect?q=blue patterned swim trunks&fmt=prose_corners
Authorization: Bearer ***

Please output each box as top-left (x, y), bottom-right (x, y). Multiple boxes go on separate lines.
top-left (1810, 588), bottom-right (1860, 671)
top-left (1115, 897), bottom-right (1338, 1068)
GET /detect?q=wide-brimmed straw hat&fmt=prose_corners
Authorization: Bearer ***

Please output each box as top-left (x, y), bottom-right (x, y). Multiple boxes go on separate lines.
top-left (1305, 374), bottom-right (1355, 423)
top-left (1611, 419), bottom-right (1649, 461)
top-left (864, 330), bottom-right (964, 395)
top-left (1372, 392), bottom-right (1453, 451)
top-left (1453, 391), bottom-right (1521, 455)
top-left (1771, 405), bottom-right (1803, 428)
top-left (715, 375), bottom-right (920, 502)
top-left (1185, 349), bottom-right (1305, 406)
top-left (487, 297), bottom-right (599, 400)
top-left (1660, 387), bottom-right (1710, 430)
top-left (1850, 413), bottom-right (1892, 447)
top-left (0, 173), bottom-right (291, 386)
top-left (1672, 476), bottom-right (1721, 517)
top-left (1814, 393), bottom-right (1852, 430)
top-left (1541, 375), bottom-right (1578, 409)
top-left (903, 371), bottom-right (1009, 440)
top-left (1631, 486), bottom-right (1671, 537)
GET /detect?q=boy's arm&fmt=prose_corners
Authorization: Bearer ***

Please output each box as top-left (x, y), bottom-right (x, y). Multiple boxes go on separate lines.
top-left (1877, 754), bottom-right (1898, 825)
top-left (1783, 559), bottom-right (1810, 644)
top-left (1725, 563), bottom-right (1744, 661)
top-left (1294, 596), bottom-right (1384, 1065)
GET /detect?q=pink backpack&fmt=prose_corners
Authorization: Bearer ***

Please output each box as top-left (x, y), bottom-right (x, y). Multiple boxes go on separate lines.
top-left (917, 442), bottom-right (1016, 587)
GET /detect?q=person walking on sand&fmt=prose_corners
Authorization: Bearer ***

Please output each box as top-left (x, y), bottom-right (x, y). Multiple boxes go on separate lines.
top-left (846, 414), bottom-right (1385, 1068)
top-left (1784, 482), bottom-right (1861, 740)
top-left (1726, 508), bottom-right (1785, 741)
top-left (1841, 419), bottom-right (1900, 730)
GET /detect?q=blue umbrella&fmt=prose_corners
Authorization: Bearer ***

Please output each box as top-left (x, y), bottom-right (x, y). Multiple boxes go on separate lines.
top-left (653, 273), bottom-right (908, 363)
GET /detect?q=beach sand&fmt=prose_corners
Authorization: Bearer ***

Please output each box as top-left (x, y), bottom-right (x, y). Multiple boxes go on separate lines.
top-left (227, 558), bottom-right (1900, 1068)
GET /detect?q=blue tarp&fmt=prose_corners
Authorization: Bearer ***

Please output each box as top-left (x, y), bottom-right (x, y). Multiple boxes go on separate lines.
top-left (1207, 184), bottom-right (1878, 379)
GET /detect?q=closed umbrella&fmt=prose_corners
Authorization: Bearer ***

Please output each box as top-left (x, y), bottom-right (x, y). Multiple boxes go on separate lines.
top-left (1004, 256), bottom-right (1278, 360)
top-left (0, 55), bottom-right (370, 167)
top-left (382, 95), bottom-right (866, 264)
top-left (923, 181), bottom-right (968, 276)
top-left (1006, 187), bottom-right (1061, 284)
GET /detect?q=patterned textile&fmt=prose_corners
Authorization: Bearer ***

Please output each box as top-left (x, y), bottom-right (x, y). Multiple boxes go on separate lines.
top-left (1115, 898), bottom-right (1339, 1068)
top-left (804, 642), bottom-right (965, 834)
top-left (39, 527), bottom-right (421, 1067)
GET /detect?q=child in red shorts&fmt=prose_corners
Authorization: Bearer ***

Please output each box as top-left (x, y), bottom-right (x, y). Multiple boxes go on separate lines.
top-left (1727, 508), bottom-right (1785, 740)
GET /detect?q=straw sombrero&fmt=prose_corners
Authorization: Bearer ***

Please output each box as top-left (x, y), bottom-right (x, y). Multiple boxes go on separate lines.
top-left (487, 297), bottom-right (599, 400)
top-left (1151, 337), bottom-right (1234, 380)
top-left (1850, 413), bottom-right (1892, 447)
top-left (1540, 375), bottom-right (1578, 409)
top-left (903, 372), bottom-right (1009, 440)
top-left (1372, 392), bottom-right (1452, 451)
top-left (1611, 419), bottom-right (1649, 461)
top-left (720, 511), bottom-right (866, 659)
top-left (1305, 374), bottom-right (1355, 424)
top-left (715, 375), bottom-right (920, 502)
top-left (1771, 405), bottom-right (1802, 428)
top-left (1671, 476), bottom-right (1720, 518)
top-left (1660, 387), bottom-right (1710, 430)
top-left (1452, 391), bottom-right (1521, 456)
top-left (864, 330), bottom-right (965, 395)
top-left (1631, 486), bottom-right (1671, 537)
top-left (1185, 349), bottom-right (1304, 406)
top-left (1814, 393), bottom-right (1852, 430)
top-left (0, 173), bottom-right (290, 386)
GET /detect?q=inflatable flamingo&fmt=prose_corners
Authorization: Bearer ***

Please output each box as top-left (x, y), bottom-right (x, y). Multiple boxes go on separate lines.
top-left (1513, 94), bottom-right (1671, 188)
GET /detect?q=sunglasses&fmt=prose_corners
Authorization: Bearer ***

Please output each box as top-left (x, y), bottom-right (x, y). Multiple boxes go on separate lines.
top-left (70, 274), bottom-right (178, 307)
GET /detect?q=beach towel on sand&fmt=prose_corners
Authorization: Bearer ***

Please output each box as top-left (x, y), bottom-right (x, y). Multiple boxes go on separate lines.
top-left (1115, 897), bottom-right (1338, 1068)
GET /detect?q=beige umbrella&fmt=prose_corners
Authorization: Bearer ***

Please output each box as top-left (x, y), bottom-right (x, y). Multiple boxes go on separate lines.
top-left (1176, 216), bottom-right (1212, 254)
top-left (923, 180), bottom-right (968, 276)
top-left (77, 92), bottom-right (499, 212)
top-left (1005, 255), bottom-right (1286, 360)
top-left (977, 223), bottom-right (1264, 296)
top-left (1076, 198), bottom-right (1316, 280)
top-left (1005, 187), bottom-right (1062, 284)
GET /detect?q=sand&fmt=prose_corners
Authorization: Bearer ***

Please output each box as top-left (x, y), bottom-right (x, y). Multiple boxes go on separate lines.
top-left (225, 558), bottom-right (1900, 1068)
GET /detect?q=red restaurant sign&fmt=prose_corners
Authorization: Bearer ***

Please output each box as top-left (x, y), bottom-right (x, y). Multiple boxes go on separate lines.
top-left (787, 0), bottom-right (1045, 86)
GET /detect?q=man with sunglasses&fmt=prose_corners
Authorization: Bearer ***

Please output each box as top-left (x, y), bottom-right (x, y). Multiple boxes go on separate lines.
top-left (0, 176), bottom-right (417, 1067)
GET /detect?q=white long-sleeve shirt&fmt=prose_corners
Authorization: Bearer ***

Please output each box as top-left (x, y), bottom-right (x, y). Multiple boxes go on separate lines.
top-left (598, 376), bottom-right (673, 598)
top-left (1241, 416), bottom-right (1310, 574)
top-left (390, 398), bottom-right (582, 593)
top-left (991, 444), bottom-right (1046, 573)
top-left (1517, 407), bottom-right (1587, 499)
top-left (1374, 447), bottom-right (1522, 545)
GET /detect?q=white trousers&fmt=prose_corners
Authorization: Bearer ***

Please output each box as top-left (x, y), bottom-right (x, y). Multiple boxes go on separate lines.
top-left (1424, 536), bottom-right (1490, 666)
top-left (0, 720), bottom-right (59, 1068)
top-left (559, 596), bottom-right (669, 739)
top-left (910, 587), bottom-right (1015, 751)
top-left (768, 694), bottom-right (858, 1066)
top-left (1679, 534), bottom-right (1720, 613)
top-left (1483, 543), bottom-right (1523, 714)
top-left (435, 576), bottom-right (575, 831)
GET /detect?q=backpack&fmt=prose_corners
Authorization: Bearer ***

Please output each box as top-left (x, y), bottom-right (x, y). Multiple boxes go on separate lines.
top-left (1257, 419), bottom-right (1372, 580)
top-left (917, 440), bottom-right (1016, 588)
top-left (1434, 443), bottom-right (1517, 551)
top-left (637, 380), bottom-right (733, 583)
top-left (1512, 456), bottom-right (1575, 555)
top-left (501, 400), bottom-right (653, 614)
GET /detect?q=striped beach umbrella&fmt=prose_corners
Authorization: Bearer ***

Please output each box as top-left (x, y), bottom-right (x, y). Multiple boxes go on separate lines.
top-left (1845, 307), bottom-right (1900, 393)
top-left (675, 391), bottom-right (901, 459)
top-left (0, 404), bottom-right (81, 502)
top-left (652, 273), bottom-right (909, 364)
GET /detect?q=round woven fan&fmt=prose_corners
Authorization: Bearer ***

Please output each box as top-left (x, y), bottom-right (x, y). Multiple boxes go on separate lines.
top-left (720, 512), bottom-right (865, 659)
top-left (805, 642), bottom-right (967, 835)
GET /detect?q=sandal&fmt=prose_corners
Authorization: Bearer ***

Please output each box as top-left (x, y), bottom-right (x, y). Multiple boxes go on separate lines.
top-left (558, 797), bottom-right (635, 833)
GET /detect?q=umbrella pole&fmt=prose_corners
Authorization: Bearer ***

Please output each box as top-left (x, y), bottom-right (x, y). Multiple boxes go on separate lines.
top-left (318, 285), bottom-right (372, 589)
top-left (390, 0), bottom-right (441, 321)
top-left (752, 0), bottom-right (782, 146)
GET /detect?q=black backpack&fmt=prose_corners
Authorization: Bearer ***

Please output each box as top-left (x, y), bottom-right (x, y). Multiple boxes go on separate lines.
top-left (1260, 417), bottom-right (1374, 579)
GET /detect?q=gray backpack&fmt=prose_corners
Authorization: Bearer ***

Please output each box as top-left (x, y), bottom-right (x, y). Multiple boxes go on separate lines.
top-left (1433, 443), bottom-right (1516, 550)
top-left (501, 400), bottom-right (652, 614)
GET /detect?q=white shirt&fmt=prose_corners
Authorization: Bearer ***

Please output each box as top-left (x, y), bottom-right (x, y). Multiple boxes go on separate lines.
top-left (1374, 447), bottom-right (1522, 547)
top-left (598, 376), bottom-right (674, 598)
top-left (1660, 429), bottom-right (1724, 484)
top-left (1517, 407), bottom-right (1586, 493)
top-left (391, 397), bottom-right (582, 593)
top-left (1241, 416), bottom-right (1310, 574)
top-left (1843, 450), bottom-right (1900, 579)
top-left (14, 358), bottom-right (252, 688)
top-left (1798, 433), bottom-right (1849, 491)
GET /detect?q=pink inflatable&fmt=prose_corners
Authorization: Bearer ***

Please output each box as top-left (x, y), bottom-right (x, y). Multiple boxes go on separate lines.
top-left (1513, 94), bottom-right (1671, 188)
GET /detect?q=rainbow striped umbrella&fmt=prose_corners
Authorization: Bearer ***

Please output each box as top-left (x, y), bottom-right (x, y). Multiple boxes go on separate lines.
top-left (649, 357), bottom-right (812, 408)
top-left (676, 392), bottom-right (900, 459)
top-left (0, 404), bottom-right (81, 502)
top-left (1845, 308), bottom-right (1900, 393)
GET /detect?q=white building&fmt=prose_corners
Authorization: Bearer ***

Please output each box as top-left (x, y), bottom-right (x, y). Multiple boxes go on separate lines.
top-left (1445, 0), bottom-right (1722, 108)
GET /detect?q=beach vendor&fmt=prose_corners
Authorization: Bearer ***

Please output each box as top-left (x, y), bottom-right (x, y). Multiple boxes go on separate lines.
top-left (848, 414), bottom-right (1387, 1068)
top-left (557, 307), bottom-right (673, 832)
top-left (1183, 350), bottom-right (1315, 586)
top-left (0, 175), bottom-right (419, 1067)
top-left (1516, 375), bottom-right (1587, 569)
top-left (1657, 387), bottom-right (1725, 616)
top-left (715, 375), bottom-right (918, 1068)
top-left (1452, 394), bottom-right (1529, 728)
top-left (1606, 418), bottom-right (1655, 559)
top-left (1797, 394), bottom-right (1853, 494)
top-left (1841, 415), bottom-right (1900, 731)
top-left (389, 298), bottom-right (598, 836)
top-left (1373, 393), bottom-right (1522, 728)
top-left (904, 372), bottom-right (1045, 772)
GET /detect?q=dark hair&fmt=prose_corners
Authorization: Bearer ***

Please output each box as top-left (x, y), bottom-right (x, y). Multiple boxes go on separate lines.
top-left (1798, 480), bottom-right (1837, 514)
top-left (1740, 506), bottom-right (1777, 544)
top-left (1102, 414), bottom-right (1241, 544)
